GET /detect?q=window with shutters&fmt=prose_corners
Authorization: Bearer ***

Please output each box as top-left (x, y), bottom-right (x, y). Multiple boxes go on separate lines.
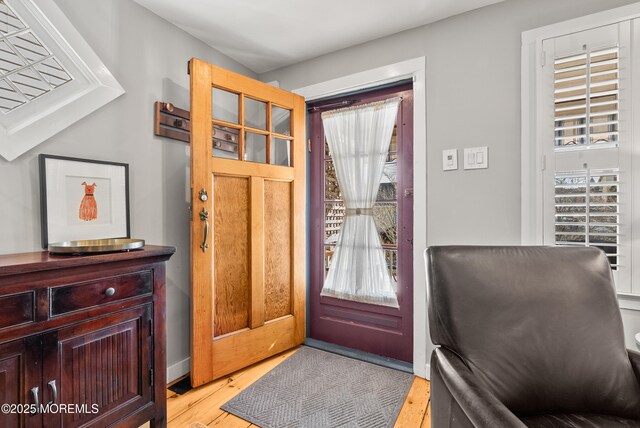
top-left (554, 46), bottom-right (619, 149)
top-left (523, 11), bottom-right (640, 295)
top-left (552, 41), bottom-right (622, 271)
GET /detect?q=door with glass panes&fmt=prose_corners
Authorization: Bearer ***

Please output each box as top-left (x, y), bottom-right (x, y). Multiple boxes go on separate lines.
top-left (189, 59), bottom-right (306, 387)
top-left (308, 83), bottom-right (414, 362)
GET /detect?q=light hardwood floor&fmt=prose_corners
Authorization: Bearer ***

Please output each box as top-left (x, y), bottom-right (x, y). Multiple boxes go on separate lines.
top-left (163, 347), bottom-right (431, 427)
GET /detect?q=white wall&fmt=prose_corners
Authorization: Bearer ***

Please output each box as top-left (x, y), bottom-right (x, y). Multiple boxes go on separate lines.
top-left (0, 0), bottom-right (256, 381)
top-left (260, 0), bottom-right (640, 361)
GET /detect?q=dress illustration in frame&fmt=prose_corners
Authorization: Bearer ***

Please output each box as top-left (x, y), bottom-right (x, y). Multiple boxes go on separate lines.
top-left (79, 181), bottom-right (98, 221)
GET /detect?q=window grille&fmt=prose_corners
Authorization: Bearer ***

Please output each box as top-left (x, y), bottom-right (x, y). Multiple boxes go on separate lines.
top-left (0, 0), bottom-right (72, 113)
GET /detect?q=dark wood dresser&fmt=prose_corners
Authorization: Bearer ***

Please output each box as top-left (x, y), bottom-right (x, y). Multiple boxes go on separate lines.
top-left (0, 246), bottom-right (175, 428)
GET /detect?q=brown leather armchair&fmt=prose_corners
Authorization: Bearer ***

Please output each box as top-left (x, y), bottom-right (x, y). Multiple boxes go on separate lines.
top-left (425, 246), bottom-right (640, 427)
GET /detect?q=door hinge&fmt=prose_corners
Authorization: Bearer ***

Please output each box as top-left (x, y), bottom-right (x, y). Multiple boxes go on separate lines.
top-left (149, 368), bottom-right (154, 386)
top-left (540, 50), bottom-right (546, 68)
top-left (187, 60), bottom-right (191, 75)
top-left (308, 138), bottom-right (311, 153)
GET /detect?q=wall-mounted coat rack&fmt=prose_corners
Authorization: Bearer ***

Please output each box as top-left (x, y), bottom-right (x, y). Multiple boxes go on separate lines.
top-left (154, 101), bottom-right (239, 155)
top-left (154, 101), bottom-right (190, 143)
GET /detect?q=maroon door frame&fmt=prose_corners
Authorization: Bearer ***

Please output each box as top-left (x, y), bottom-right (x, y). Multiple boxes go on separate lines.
top-left (308, 83), bottom-right (414, 362)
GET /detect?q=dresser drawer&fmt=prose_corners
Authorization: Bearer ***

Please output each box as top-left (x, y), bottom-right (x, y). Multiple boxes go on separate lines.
top-left (0, 292), bottom-right (34, 329)
top-left (50, 271), bottom-right (152, 316)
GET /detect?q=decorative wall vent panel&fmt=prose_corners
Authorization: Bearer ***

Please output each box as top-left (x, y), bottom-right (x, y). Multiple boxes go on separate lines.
top-left (0, 0), bottom-right (124, 161)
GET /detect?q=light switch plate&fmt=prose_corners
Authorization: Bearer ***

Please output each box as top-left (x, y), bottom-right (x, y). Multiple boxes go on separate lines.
top-left (463, 147), bottom-right (488, 170)
top-left (442, 149), bottom-right (458, 171)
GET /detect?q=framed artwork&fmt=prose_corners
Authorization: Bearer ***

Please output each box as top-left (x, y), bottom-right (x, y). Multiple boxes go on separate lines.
top-left (39, 154), bottom-right (130, 248)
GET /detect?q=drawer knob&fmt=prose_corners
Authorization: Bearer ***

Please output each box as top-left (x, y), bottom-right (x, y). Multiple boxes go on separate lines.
top-left (105, 287), bottom-right (116, 297)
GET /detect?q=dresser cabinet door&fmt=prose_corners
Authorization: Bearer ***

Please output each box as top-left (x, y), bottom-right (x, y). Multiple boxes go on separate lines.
top-left (42, 305), bottom-right (153, 428)
top-left (0, 337), bottom-right (42, 428)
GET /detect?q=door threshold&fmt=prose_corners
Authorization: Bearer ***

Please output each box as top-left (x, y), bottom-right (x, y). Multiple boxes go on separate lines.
top-left (304, 338), bottom-right (413, 374)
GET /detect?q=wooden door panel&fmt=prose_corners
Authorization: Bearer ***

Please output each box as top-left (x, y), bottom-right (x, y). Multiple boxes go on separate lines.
top-left (212, 158), bottom-right (296, 180)
top-left (46, 305), bottom-right (151, 428)
top-left (0, 338), bottom-right (41, 428)
top-left (211, 316), bottom-right (296, 378)
top-left (320, 304), bottom-right (403, 331)
top-left (190, 58), bottom-right (305, 387)
top-left (213, 175), bottom-right (251, 337)
top-left (264, 180), bottom-right (292, 321)
top-left (0, 351), bottom-right (21, 428)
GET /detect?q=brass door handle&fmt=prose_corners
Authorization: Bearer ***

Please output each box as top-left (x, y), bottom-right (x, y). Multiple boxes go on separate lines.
top-left (200, 208), bottom-right (209, 252)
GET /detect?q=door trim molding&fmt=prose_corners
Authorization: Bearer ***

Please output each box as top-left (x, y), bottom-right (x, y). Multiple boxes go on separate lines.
top-left (292, 57), bottom-right (429, 379)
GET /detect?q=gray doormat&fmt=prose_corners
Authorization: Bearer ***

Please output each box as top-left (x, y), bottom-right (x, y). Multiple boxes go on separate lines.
top-left (220, 346), bottom-right (414, 428)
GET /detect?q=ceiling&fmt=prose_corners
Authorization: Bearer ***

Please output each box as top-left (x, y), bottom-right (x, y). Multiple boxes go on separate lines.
top-left (133, 0), bottom-right (505, 74)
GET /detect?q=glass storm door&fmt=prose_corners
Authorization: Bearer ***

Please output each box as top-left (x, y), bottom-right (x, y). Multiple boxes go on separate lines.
top-left (189, 58), bottom-right (306, 387)
top-left (309, 83), bottom-right (414, 362)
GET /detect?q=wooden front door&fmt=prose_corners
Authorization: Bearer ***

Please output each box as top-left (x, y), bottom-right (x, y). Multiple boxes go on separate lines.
top-left (189, 59), bottom-right (306, 387)
top-left (308, 83), bottom-right (414, 362)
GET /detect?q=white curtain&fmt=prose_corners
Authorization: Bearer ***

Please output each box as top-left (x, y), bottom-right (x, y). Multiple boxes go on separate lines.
top-left (321, 97), bottom-right (400, 308)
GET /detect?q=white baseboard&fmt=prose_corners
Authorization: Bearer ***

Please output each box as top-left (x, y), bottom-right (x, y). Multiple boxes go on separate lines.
top-left (424, 363), bottom-right (431, 381)
top-left (167, 357), bottom-right (190, 383)
top-left (619, 293), bottom-right (640, 311)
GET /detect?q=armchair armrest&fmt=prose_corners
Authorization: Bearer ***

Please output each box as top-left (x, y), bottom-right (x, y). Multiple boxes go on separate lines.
top-left (435, 348), bottom-right (526, 428)
top-left (629, 349), bottom-right (640, 381)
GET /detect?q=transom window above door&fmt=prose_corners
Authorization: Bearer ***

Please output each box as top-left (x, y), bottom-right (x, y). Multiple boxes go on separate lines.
top-left (211, 86), bottom-right (293, 166)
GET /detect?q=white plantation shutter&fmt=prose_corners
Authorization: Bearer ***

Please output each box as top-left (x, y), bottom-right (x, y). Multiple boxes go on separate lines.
top-left (542, 22), bottom-right (632, 291)
top-left (554, 47), bottom-right (619, 149)
top-left (554, 169), bottom-right (620, 268)
top-left (553, 43), bottom-right (621, 269)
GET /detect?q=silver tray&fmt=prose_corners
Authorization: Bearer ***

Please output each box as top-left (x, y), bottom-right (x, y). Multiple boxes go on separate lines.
top-left (48, 238), bottom-right (145, 254)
